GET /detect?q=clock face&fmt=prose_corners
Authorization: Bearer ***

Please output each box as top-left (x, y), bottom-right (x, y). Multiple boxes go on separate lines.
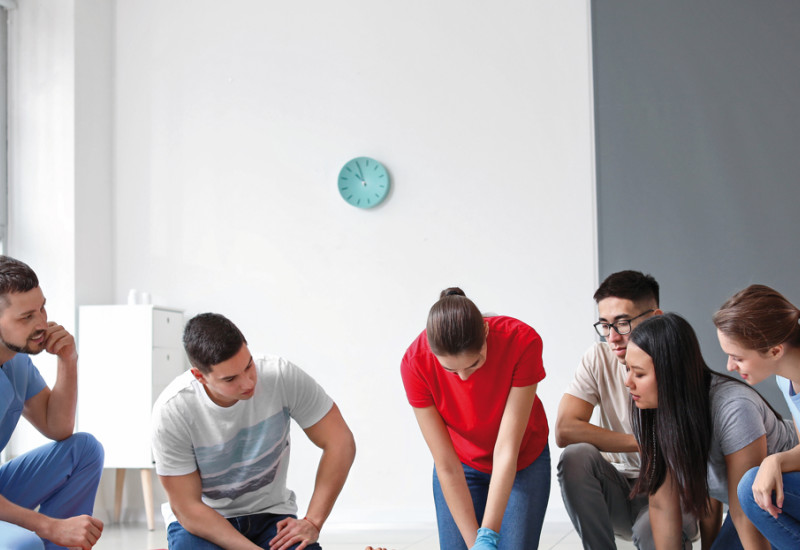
top-left (338, 157), bottom-right (390, 209)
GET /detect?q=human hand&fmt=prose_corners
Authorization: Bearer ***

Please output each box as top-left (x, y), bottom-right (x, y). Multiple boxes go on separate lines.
top-left (270, 516), bottom-right (319, 550)
top-left (40, 515), bottom-right (103, 549)
top-left (469, 527), bottom-right (499, 550)
top-left (752, 455), bottom-right (784, 519)
top-left (44, 322), bottom-right (78, 362)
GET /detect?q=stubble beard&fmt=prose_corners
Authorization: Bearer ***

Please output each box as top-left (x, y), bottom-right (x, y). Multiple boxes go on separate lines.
top-left (0, 328), bottom-right (45, 355)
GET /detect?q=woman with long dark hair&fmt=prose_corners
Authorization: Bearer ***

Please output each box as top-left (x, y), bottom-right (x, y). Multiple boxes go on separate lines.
top-left (624, 313), bottom-right (796, 549)
top-left (400, 288), bottom-right (550, 550)
top-left (714, 285), bottom-right (800, 549)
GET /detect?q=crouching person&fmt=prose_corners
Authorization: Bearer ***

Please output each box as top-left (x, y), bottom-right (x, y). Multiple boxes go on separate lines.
top-left (0, 256), bottom-right (104, 550)
top-left (152, 313), bottom-right (356, 549)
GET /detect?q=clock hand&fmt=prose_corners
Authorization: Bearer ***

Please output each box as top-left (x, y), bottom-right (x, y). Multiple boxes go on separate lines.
top-left (355, 161), bottom-right (365, 181)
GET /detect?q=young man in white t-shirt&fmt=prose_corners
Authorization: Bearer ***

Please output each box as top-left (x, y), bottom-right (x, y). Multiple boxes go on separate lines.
top-left (555, 270), bottom-right (698, 550)
top-left (152, 313), bottom-right (356, 550)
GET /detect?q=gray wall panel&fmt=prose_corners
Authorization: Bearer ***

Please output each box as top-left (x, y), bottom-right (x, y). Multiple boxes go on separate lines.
top-left (593, 1), bottom-right (800, 414)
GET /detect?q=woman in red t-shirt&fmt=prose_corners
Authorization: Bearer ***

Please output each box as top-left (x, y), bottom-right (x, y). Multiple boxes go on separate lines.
top-left (401, 287), bottom-right (550, 550)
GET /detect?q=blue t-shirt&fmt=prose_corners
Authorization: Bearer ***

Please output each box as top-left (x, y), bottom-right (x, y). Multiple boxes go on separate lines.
top-left (777, 375), bottom-right (800, 428)
top-left (0, 354), bottom-right (47, 451)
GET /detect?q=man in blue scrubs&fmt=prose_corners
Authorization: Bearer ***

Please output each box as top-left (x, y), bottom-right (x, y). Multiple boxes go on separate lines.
top-left (0, 256), bottom-right (104, 549)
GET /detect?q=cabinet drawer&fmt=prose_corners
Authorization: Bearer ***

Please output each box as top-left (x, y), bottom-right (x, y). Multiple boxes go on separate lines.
top-left (152, 347), bottom-right (187, 404)
top-left (153, 309), bottom-right (183, 348)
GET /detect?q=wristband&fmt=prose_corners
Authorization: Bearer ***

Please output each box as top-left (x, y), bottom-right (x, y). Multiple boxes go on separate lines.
top-left (303, 516), bottom-right (322, 532)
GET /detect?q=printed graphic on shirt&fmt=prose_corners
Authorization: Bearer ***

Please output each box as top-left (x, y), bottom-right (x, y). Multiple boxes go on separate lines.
top-left (196, 408), bottom-right (290, 501)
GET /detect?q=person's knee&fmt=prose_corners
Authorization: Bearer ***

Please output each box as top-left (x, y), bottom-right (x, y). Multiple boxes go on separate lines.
top-left (71, 432), bottom-right (105, 467)
top-left (557, 443), bottom-right (606, 507)
top-left (557, 443), bottom-right (602, 481)
top-left (631, 508), bottom-right (655, 550)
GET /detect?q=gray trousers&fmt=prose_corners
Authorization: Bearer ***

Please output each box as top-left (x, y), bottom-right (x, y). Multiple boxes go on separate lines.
top-left (557, 443), bottom-right (698, 550)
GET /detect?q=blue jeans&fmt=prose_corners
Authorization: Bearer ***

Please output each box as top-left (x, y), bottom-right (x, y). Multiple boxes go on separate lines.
top-left (710, 511), bottom-right (745, 550)
top-left (0, 432), bottom-right (104, 550)
top-left (738, 466), bottom-right (800, 550)
top-left (167, 513), bottom-right (323, 549)
top-left (433, 444), bottom-right (551, 550)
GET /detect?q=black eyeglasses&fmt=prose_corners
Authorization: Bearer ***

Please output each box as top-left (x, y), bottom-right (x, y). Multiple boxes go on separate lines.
top-left (593, 310), bottom-right (654, 338)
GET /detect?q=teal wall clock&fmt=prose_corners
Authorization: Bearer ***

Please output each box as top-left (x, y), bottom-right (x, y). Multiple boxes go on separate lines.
top-left (338, 157), bottom-right (390, 209)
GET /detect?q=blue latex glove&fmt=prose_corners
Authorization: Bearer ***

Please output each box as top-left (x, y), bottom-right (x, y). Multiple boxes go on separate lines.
top-left (469, 527), bottom-right (500, 550)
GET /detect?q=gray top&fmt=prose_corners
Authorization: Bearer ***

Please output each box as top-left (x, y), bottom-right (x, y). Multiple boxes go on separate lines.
top-left (707, 375), bottom-right (798, 503)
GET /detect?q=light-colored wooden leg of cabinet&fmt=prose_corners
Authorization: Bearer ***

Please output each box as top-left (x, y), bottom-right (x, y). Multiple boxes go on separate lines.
top-left (114, 469), bottom-right (126, 523)
top-left (141, 468), bottom-right (155, 531)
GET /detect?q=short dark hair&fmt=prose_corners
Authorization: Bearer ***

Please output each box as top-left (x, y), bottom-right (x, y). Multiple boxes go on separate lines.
top-left (0, 256), bottom-right (39, 310)
top-left (426, 287), bottom-right (485, 356)
top-left (183, 313), bottom-right (248, 374)
top-left (594, 270), bottom-right (660, 307)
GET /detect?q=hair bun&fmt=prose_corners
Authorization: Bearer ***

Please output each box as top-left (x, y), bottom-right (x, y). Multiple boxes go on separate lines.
top-left (440, 287), bottom-right (466, 299)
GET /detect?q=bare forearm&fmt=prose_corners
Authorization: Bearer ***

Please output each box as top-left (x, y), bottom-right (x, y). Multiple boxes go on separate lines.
top-left (728, 505), bottom-right (770, 550)
top-left (46, 358), bottom-right (78, 438)
top-left (555, 419), bottom-right (638, 453)
top-left (436, 463), bottom-right (480, 547)
top-left (0, 494), bottom-right (51, 536)
top-left (482, 449), bottom-right (518, 532)
top-left (305, 435), bottom-right (356, 528)
top-left (728, 491), bottom-right (770, 550)
top-left (649, 478), bottom-right (683, 550)
top-left (774, 445), bottom-right (800, 473)
top-left (699, 498), bottom-right (722, 550)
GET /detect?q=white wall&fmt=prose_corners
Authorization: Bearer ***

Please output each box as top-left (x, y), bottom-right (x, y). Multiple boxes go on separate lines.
top-left (6, 0), bottom-right (78, 453)
top-left (10, 0), bottom-right (597, 528)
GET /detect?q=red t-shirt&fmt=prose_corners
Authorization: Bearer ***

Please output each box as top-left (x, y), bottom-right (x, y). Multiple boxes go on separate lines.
top-left (401, 316), bottom-right (548, 474)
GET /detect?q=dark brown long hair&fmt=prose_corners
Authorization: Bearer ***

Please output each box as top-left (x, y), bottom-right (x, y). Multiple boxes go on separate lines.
top-left (630, 313), bottom-right (784, 518)
top-left (426, 287), bottom-right (485, 356)
top-left (629, 313), bottom-right (713, 518)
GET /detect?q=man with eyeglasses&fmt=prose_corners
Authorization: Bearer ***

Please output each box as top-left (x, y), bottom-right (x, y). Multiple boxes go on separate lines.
top-left (555, 270), bottom-right (697, 550)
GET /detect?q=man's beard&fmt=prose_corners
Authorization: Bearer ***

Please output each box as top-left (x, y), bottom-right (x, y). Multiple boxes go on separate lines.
top-left (0, 328), bottom-right (45, 355)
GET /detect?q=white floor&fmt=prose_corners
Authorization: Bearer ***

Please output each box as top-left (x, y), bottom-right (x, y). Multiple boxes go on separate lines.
top-left (93, 521), bottom-right (642, 550)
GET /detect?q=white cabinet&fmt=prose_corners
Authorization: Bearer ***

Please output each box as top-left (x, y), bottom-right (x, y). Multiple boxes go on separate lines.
top-left (77, 305), bottom-right (185, 528)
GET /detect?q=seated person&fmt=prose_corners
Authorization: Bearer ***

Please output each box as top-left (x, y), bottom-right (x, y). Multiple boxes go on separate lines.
top-left (714, 285), bottom-right (800, 549)
top-left (556, 270), bottom-right (697, 549)
top-left (626, 313), bottom-right (797, 549)
top-left (152, 312), bottom-right (355, 550)
top-left (0, 255), bottom-right (104, 550)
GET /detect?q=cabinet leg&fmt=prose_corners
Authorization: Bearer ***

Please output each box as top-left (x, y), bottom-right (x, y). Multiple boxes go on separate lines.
top-left (114, 469), bottom-right (126, 523)
top-left (141, 469), bottom-right (155, 531)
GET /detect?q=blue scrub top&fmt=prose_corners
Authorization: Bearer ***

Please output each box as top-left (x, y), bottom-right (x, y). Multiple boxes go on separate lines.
top-left (0, 354), bottom-right (46, 451)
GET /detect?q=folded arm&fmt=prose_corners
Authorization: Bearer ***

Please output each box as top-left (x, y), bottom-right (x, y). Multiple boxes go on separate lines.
top-left (0, 493), bottom-right (103, 550)
top-left (555, 393), bottom-right (638, 452)
top-left (750, 423), bottom-right (800, 519)
top-left (22, 322), bottom-right (79, 441)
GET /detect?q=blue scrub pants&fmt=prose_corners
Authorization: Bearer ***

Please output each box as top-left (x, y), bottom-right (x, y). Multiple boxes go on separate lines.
top-left (0, 432), bottom-right (104, 550)
top-left (433, 444), bottom-right (551, 550)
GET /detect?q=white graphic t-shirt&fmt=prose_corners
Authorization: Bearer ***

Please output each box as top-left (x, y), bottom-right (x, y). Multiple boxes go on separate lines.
top-left (152, 355), bottom-right (333, 525)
